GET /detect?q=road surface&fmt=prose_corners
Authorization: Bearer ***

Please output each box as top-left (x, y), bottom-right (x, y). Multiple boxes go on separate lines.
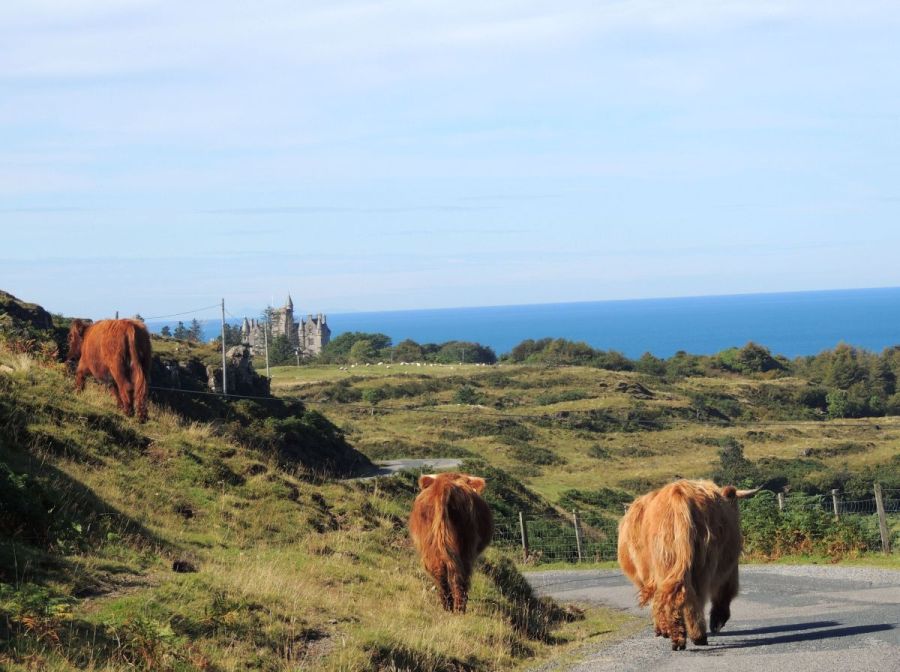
top-left (355, 458), bottom-right (463, 479)
top-left (526, 565), bottom-right (900, 672)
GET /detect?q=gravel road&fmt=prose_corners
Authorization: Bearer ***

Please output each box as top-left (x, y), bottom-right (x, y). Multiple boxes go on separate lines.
top-left (355, 458), bottom-right (463, 479)
top-left (526, 565), bottom-right (900, 672)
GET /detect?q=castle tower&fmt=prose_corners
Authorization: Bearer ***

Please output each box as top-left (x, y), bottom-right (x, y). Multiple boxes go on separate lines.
top-left (241, 293), bottom-right (328, 357)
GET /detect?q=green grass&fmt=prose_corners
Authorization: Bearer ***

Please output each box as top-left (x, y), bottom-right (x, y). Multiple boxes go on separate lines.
top-left (265, 361), bottom-right (900, 566)
top-left (0, 345), bottom-right (629, 671)
top-left (268, 362), bottom-right (900, 499)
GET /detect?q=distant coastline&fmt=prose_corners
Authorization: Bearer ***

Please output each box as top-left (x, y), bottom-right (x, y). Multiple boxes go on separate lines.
top-left (148, 286), bottom-right (900, 359)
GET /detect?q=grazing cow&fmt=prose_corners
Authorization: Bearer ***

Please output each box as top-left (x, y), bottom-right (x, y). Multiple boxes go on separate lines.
top-left (67, 319), bottom-right (152, 422)
top-left (409, 472), bottom-right (493, 613)
top-left (617, 479), bottom-right (758, 650)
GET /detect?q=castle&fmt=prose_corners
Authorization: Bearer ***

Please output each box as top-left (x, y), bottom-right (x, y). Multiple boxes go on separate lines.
top-left (240, 295), bottom-right (331, 358)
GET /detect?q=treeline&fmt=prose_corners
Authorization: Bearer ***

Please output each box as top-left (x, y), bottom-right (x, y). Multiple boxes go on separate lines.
top-left (503, 338), bottom-right (900, 419)
top-left (159, 318), bottom-right (205, 342)
top-left (318, 332), bottom-right (497, 365)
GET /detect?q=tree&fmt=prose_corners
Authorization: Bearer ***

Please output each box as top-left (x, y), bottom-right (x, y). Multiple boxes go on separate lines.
top-left (433, 341), bottom-right (496, 365)
top-left (320, 332), bottom-right (392, 363)
top-left (268, 335), bottom-right (296, 365)
top-left (211, 323), bottom-right (242, 349)
top-left (635, 352), bottom-right (666, 376)
top-left (173, 321), bottom-right (188, 340)
top-left (160, 325), bottom-right (172, 338)
top-left (349, 339), bottom-right (377, 363)
top-left (188, 318), bottom-right (203, 343)
top-left (737, 342), bottom-right (782, 373)
top-left (712, 438), bottom-right (759, 487)
top-left (507, 338), bottom-right (552, 362)
top-left (826, 344), bottom-right (866, 390)
top-left (393, 339), bottom-right (424, 362)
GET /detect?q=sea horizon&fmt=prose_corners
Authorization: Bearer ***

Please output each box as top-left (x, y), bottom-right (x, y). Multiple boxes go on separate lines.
top-left (147, 285), bottom-right (900, 359)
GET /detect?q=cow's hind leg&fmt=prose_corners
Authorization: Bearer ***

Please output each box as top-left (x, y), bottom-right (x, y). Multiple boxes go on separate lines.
top-left (709, 566), bottom-right (738, 634)
top-left (662, 584), bottom-right (687, 651)
top-left (449, 562), bottom-right (472, 614)
top-left (74, 366), bottom-right (87, 392)
top-left (683, 581), bottom-right (708, 646)
top-left (429, 563), bottom-right (453, 611)
top-left (651, 597), bottom-right (668, 638)
top-left (109, 365), bottom-right (134, 416)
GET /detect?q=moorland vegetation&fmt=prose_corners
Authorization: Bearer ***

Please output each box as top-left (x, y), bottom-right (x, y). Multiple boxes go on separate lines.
top-left (0, 291), bottom-right (627, 671)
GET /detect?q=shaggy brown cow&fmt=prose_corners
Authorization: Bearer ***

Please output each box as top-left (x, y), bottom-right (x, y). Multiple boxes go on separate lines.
top-left (617, 479), bottom-right (758, 651)
top-left (67, 319), bottom-right (152, 422)
top-left (409, 472), bottom-right (493, 613)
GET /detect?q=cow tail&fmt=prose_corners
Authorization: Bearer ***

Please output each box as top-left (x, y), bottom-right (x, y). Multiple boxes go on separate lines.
top-left (656, 487), bottom-right (695, 628)
top-left (126, 326), bottom-right (148, 420)
top-left (431, 485), bottom-right (462, 569)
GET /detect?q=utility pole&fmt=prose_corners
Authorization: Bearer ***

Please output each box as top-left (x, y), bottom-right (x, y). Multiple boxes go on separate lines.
top-left (264, 310), bottom-right (270, 377)
top-left (221, 299), bottom-right (227, 395)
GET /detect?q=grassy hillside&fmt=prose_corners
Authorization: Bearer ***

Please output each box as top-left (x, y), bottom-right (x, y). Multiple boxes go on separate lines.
top-left (267, 362), bottom-right (900, 557)
top-left (0, 331), bottom-right (628, 670)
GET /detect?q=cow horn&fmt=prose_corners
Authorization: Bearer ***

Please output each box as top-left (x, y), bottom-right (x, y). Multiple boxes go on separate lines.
top-left (734, 486), bottom-right (762, 498)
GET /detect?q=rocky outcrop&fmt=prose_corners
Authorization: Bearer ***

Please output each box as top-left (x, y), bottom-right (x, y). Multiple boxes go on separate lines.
top-left (0, 289), bottom-right (55, 335)
top-left (206, 344), bottom-right (270, 397)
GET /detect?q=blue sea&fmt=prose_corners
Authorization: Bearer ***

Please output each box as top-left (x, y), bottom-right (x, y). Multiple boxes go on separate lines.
top-left (151, 287), bottom-right (900, 359)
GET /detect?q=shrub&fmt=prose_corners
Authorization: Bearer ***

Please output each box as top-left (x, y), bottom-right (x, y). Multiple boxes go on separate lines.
top-left (740, 492), bottom-right (875, 559)
top-left (454, 385), bottom-right (484, 405)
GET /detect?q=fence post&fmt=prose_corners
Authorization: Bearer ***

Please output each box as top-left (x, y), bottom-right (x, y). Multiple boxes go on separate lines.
top-left (874, 483), bottom-right (891, 555)
top-left (573, 510), bottom-right (584, 563)
top-left (831, 489), bottom-right (841, 518)
top-left (518, 511), bottom-right (530, 561)
top-left (777, 492), bottom-right (785, 511)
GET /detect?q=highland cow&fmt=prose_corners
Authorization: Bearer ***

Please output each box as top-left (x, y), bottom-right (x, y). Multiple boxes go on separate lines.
top-left (409, 472), bottom-right (493, 613)
top-left (67, 319), bottom-right (152, 422)
top-left (617, 479), bottom-right (758, 650)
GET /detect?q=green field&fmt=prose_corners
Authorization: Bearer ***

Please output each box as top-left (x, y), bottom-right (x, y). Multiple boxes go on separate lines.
top-left (268, 362), bottom-right (900, 503)
top-left (0, 340), bottom-right (633, 671)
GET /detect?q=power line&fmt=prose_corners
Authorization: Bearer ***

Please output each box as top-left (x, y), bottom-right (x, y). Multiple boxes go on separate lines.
top-left (144, 303), bottom-right (222, 321)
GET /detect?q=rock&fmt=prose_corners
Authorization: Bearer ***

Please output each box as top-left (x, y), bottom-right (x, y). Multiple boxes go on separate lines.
top-left (614, 380), bottom-right (655, 399)
top-left (206, 343), bottom-right (270, 396)
top-left (172, 559), bottom-right (198, 573)
top-left (0, 290), bottom-right (54, 332)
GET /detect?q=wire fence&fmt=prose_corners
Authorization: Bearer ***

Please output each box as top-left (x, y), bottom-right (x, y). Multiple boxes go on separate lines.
top-left (491, 486), bottom-right (899, 565)
top-left (492, 512), bottom-right (618, 565)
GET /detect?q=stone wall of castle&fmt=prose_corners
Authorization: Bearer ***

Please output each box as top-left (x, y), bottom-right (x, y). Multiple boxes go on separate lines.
top-left (240, 295), bottom-right (330, 358)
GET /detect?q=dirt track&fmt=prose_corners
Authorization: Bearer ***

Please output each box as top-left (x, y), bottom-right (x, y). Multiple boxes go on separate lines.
top-left (526, 565), bottom-right (900, 672)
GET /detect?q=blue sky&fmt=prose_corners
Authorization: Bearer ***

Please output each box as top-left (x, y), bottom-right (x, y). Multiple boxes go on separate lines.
top-left (2, 1), bottom-right (899, 319)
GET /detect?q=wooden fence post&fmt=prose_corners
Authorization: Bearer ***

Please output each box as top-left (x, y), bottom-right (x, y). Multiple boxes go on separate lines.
top-left (573, 510), bottom-right (584, 563)
top-left (518, 511), bottom-right (530, 561)
top-left (831, 489), bottom-right (841, 518)
top-left (874, 483), bottom-right (891, 554)
top-left (777, 492), bottom-right (785, 511)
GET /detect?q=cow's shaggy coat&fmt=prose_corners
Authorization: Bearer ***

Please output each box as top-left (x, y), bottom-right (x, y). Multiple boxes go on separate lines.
top-left (617, 479), bottom-right (757, 650)
top-left (409, 472), bottom-right (493, 613)
top-left (67, 319), bottom-right (152, 422)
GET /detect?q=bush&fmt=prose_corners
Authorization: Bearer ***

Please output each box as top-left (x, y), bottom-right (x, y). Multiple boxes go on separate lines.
top-left (717, 342), bottom-right (784, 374)
top-left (740, 492), bottom-right (875, 559)
top-left (433, 341), bottom-right (497, 365)
top-left (711, 438), bottom-right (759, 487)
top-left (454, 385), bottom-right (484, 405)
